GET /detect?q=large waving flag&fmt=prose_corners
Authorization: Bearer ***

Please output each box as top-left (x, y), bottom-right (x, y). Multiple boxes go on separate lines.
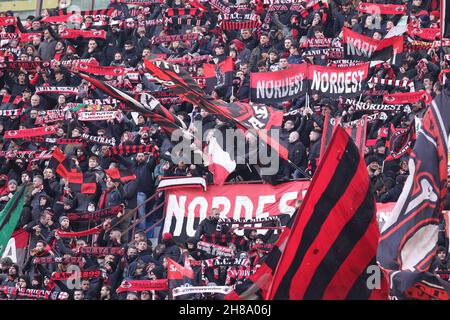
top-left (227, 126), bottom-right (386, 300)
top-left (377, 91), bottom-right (450, 299)
top-left (49, 147), bottom-right (97, 194)
top-left (144, 58), bottom-right (289, 160)
top-left (76, 72), bottom-right (187, 134)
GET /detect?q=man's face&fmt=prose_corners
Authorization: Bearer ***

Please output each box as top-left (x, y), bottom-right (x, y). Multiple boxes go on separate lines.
top-left (101, 286), bottom-right (109, 298)
top-left (342, 3), bottom-right (350, 12)
top-left (124, 43), bottom-right (134, 51)
top-left (76, 240), bottom-right (86, 248)
top-left (41, 213), bottom-right (52, 226)
top-left (369, 162), bottom-right (380, 171)
top-left (241, 29), bottom-right (251, 39)
top-left (74, 291), bottom-right (84, 300)
top-left (21, 173), bottom-right (29, 183)
top-left (36, 242), bottom-right (44, 252)
top-left (210, 208), bottom-right (220, 220)
top-left (61, 219), bottom-right (69, 229)
top-left (260, 35), bottom-right (269, 45)
top-left (30, 109), bottom-right (38, 118)
top-left (137, 241), bottom-right (147, 252)
top-left (284, 120), bottom-right (294, 130)
top-left (279, 58), bottom-right (288, 69)
top-left (214, 46), bottom-right (225, 55)
top-left (8, 183), bottom-right (17, 192)
top-left (81, 280), bottom-right (90, 291)
top-left (200, 109), bottom-right (208, 118)
top-left (33, 177), bottom-right (43, 188)
top-left (127, 248), bottom-right (138, 259)
top-left (8, 266), bottom-right (17, 275)
top-left (88, 41), bottom-right (97, 50)
top-left (284, 39), bottom-right (292, 49)
top-left (239, 64), bottom-right (249, 74)
top-left (321, 105), bottom-right (332, 116)
top-left (288, 132), bottom-right (298, 143)
top-left (136, 153), bottom-right (145, 163)
top-left (44, 169), bottom-right (54, 180)
top-left (32, 21), bottom-right (41, 30)
top-left (31, 95), bottom-right (40, 106)
top-left (88, 158), bottom-right (98, 169)
top-left (438, 251), bottom-right (446, 261)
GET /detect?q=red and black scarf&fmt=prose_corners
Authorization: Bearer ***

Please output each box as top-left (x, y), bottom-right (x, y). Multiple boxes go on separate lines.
top-left (67, 205), bottom-right (123, 222)
top-left (107, 144), bottom-right (158, 157)
top-left (4, 125), bottom-right (57, 139)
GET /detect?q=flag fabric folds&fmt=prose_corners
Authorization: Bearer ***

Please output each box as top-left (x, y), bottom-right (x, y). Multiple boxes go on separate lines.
top-left (227, 126), bottom-right (385, 300)
top-left (49, 147), bottom-right (97, 194)
top-left (377, 91), bottom-right (450, 299)
top-left (0, 186), bottom-right (27, 257)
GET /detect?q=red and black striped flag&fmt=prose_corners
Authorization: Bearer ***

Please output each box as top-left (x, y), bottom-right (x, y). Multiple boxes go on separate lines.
top-left (49, 147), bottom-right (72, 179)
top-left (104, 168), bottom-right (136, 183)
top-left (144, 58), bottom-right (289, 160)
top-left (107, 144), bottom-right (159, 157)
top-left (319, 115), bottom-right (367, 162)
top-left (203, 56), bottom-right (234, 94)
top-left (377, 91), bottom-right (450, 299)
top-left (76, 72), bottom-right (186, 135)
top-left (49, 147), bottom-right (97, 194)
top-left (266, 126), bottom-right (384, 299)
top-left (227, 126), bottom-right (387, 300)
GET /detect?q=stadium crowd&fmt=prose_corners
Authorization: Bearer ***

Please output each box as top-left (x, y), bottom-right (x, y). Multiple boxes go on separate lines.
top-left (0, 0), bottom-right (449, 300)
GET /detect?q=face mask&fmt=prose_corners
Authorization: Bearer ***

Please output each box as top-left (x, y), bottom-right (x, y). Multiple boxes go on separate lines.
top-left (0, 179), bottom-right (6, 187)
top-left (87, 205), bottom-right (95, 212)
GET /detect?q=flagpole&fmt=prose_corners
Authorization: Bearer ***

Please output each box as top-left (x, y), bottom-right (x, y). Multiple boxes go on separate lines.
top-left (287, 159), bottom-right (312, 180)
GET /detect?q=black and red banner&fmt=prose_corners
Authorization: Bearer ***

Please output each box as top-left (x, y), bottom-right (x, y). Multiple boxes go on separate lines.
top-left (250, 63), bottom-right (307, 103)
top-left (345, 98), bottom-right (410, 113)
top-left (343, 27), bottom-right (380, 60)
top-left (162, 181), bottom-right (310, 242)
top-left (203, 57), bottom-right (234, 94)
top-left (167, 257), bottom-right (194, 299)
top-left (309, 63), bottom-right (369, 98)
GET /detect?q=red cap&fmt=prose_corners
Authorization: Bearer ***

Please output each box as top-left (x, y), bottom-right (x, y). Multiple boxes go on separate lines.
top-left (162, 233), bottom-right (173, 240)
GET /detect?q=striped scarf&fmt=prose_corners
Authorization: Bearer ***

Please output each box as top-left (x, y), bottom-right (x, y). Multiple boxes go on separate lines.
top-left (201, 232), bottom-right (247, 247)
top-left (23, 137), bottom-right (85, 145)
top-left (218, 12), bottom-right (261, 30)
top-left (368, 77), bottom-right (415, 91)
top-left (107, 144), bottom-right (158, 157)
